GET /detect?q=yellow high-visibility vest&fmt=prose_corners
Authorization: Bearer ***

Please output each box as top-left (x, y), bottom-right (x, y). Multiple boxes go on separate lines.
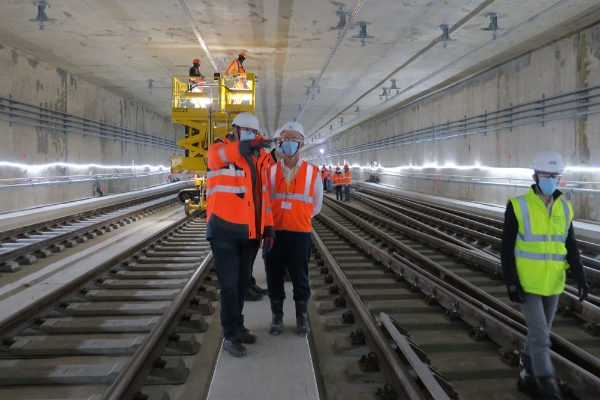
top-left (510, 188), bottom-right (573, 296)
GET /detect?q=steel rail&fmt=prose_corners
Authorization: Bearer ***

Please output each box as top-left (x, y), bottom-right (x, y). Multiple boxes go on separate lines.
top-left (103, 250), bottom-right (214, 400)
top-left (0, 187), bottom-right (182, 241)
top-left (311, 228), bottom-right (426, 400)
top-left (0, 210), bottom-right (198, 339)
top-left (315, 208), bottom-right (600, 395)
top-left (318, 202), bottom-right (600, 377)
top-left (0, 195), bottom-right (177, 267)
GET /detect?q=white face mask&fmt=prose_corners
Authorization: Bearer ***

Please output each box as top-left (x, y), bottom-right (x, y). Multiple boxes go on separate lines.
top-left (239, 130), bottom-right (257, 141)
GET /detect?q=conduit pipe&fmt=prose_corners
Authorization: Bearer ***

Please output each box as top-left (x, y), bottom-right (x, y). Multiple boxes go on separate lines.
top-left (178, 0), bottom-right (218, 71)
top-left (298, 0), bottom-right (367, 120)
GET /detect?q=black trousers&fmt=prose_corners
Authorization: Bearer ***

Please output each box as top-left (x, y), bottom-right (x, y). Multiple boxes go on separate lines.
top-left (265, 230), bottom-right (312, 302)
top-left (210, 238), bottom-right (260, 340)
top-left (335, 185), bottom-right (343, 200)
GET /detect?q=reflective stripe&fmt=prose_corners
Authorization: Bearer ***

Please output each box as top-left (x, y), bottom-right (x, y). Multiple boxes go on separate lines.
top-left (218, 147), bottom-right (229, 163)
top-left (517, 196), bottom-right (548, 242)
top-left (515, 250), bottom-right (567, 261)
top-left (269, 164), bottom-right (277, 201)
top-left (272, 193), bottom-right (314, 202)
top-left (263, 185), bottom-right (268, 192)
top-left (265, 206), bottom-right (272, 213)
top-left (205, 185), bottom-right (247, 195)
top-left (207, 169), bottom-right (245, 178)
top-left (517, 196), bottom-right (571, 244)
top-left (303, 164), bottom-right (314, 203)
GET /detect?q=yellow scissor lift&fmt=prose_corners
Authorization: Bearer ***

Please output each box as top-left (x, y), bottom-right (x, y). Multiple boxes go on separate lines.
top-left (170, 73), bottom-right (256, 214)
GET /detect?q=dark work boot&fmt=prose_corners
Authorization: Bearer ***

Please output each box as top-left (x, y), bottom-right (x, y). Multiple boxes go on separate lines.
top-left (238, 329), bottom-right (258, 344)
top-left (295, 300), bottom-right (310, 336)
top-left (245, 288), bottom-right (264, 301)
top-left (250, 284), bottom-right (266, 295)
top-left (517, 351), bottom-right (540, 395)
top-left (536, 376), bottom-right (563, 400)
top-left (222, 339), bottom-right (248, 358)
top-left (269, 298), bottom-right (284, 335)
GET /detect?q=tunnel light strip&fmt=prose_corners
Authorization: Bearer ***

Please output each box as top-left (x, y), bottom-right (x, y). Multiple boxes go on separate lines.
top-left (0, 161), bottom-right (168, 171)
top-left (343, 164), bottom-right (600, 173)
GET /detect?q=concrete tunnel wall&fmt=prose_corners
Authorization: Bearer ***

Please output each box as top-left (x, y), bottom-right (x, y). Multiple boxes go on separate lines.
top-left (0, 42), bottom-right (185, 214)
top-left (306, 22), bottom-right (600, 223)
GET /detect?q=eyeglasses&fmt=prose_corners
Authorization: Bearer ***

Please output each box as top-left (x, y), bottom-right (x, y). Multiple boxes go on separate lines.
top-left (536, 172), bottom-right (562, 179)
top-left (276, 138), bottom-right (303, 144)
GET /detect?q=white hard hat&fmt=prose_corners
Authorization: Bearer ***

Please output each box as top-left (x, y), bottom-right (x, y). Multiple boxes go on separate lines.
top-left (232, 112), bottom-right (260, 132)
top-left (274, 129), bottom-right (282, 138)
top-left (530, 150), bottom-right (565, 173)
top-left (281, 121), bottom-right (304, 138)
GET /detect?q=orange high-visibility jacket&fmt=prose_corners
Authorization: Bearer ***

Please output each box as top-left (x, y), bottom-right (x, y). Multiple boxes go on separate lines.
top-left (333, 171), bottom-right (344, 186)
top-left (267, 160), bottom-right (319, 232)
top-left (226, 59), bottom-right (245, 75)
top-left (343, 170), bottom-right (352, 185)
top-left (206, 138), bottom-right (274, 240)
top-left (320, 169), bottom-right (328, 182)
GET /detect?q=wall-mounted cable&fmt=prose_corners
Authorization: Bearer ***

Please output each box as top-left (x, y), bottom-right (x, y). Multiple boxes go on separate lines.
top-left (178, 0), bottom-right (218, 72)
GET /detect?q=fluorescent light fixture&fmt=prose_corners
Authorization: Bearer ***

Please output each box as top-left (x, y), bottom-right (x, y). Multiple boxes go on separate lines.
top-left (319, 149), bottom-right (325, 154)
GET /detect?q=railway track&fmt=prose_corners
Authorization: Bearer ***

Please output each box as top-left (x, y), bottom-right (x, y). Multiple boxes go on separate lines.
top-left (0, 189), bottom-right (183, 272)
top-left (309, 196), bottom-right (600, 400)
top-left (0, 210), bottom-right (218, 400)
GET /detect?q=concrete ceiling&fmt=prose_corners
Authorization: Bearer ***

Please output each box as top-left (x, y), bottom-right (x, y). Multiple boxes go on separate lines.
top-left (1, 0), bottom-right (600, 148)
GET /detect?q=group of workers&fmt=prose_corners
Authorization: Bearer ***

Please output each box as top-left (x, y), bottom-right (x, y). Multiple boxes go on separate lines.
top-left (198, 52), bottom-right (587, 400)
top-left (320, 164), bottom-right (352, 201)
top-left (206, 112), bottom-right (325, 358)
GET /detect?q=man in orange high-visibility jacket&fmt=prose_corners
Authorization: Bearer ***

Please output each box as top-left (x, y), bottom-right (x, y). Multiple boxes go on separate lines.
top-left (343, 164), bottom-right (352, 202)
top-left (206, 112), bottom-right (274, 358)
top-left (226, 52), bottom-right (246, 75)
top-left (265, 121), bottom-right (323, 336)
top-left (320, 165), bottom-right (329, 192)
top-left (333, 166), bottom-right (344, 201)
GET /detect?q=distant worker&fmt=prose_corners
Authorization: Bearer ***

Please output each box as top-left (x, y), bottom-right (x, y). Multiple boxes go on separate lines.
top-left (188, 58), bottom-right (206, 107)
top-left (501, 150), bottom-right (588, 399)
top-left (320, 165), bottom-right (329, 192)
top-left (333, 166), bottom-right (344, 201)
top-left (327, 165), bottom-right (334, 192)
top-left (270, 129), bottom-right (283, 164)
top-left (226, 52), bottom-right (247, 75)
top-left (206, 112), bottom-right (274, 358)
top-left (343, 164), bottom-right (352, 202)
top-left (265, 121), bottom-right (323, 336)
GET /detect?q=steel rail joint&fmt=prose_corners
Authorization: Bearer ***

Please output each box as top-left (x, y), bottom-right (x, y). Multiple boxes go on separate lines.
top-left (311, 228), bottom-right (426, 400)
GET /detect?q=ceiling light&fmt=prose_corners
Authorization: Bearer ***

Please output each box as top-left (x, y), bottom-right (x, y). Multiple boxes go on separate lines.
top-left (481, 13), bottom-right (504, 39)
top-left (320, 149), bottom-right (325, 154)
top-left (434, 24), bottom-right (456, 50)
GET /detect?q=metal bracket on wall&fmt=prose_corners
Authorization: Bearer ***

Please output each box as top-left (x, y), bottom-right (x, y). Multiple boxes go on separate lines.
top-left (434, 24), bottom-right (456, 50)
top-left (29, 1), bottom-right (56, 31)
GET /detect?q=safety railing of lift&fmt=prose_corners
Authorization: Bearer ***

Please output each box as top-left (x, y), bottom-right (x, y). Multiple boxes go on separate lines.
top-left (171, 73), bottom-right (255, 110)
top-left (0, 96), bottom-right (180, 151)
top-left (307, 82), bottom-right (600, 159)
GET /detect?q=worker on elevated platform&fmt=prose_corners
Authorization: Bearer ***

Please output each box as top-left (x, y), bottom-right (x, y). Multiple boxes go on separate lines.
top-left (501, 150), bottom-right (588, 400)
top-left (265, 121), bottom-right (322, 336)
top-left (206, 112), bottom-right (274, 358)
top-left (343, 164), bottom-right (352, 202)
top-left (188, 58), bottom-right (206, 107)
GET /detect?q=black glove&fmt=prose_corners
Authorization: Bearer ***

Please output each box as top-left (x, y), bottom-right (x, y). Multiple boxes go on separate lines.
top-left (507, 284), bottom-right (525, 303)
top-left (578, 282), bottom-right (589, 302)
top-left (262, 236), bottom-right (274, 258)
top-left (240, 139), bottom-right (272, 156)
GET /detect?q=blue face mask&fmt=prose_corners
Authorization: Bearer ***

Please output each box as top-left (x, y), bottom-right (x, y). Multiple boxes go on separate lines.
top-left (281, 141), bottom-right (300, 156)
top-left (276, 144), bottom-right (284, 154)
top-left (239, 130), bottom-right (256, 141)
top-left (538, 177), bottom-right (558, 195)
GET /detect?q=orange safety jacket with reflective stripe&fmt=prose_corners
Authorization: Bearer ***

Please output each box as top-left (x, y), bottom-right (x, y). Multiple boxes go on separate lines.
top-left (226, 59), bottom-right (245, 75)
top-left (343, 170), bottom-right (352, 185)
top-left (320, 169), bottom-right (328, 182)
top-left (206, 138), bottom-right (274, 240)
top-left (268, 160), bottom-right (319, 232)
top-left (333, 171), bottom-right (344, 186)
